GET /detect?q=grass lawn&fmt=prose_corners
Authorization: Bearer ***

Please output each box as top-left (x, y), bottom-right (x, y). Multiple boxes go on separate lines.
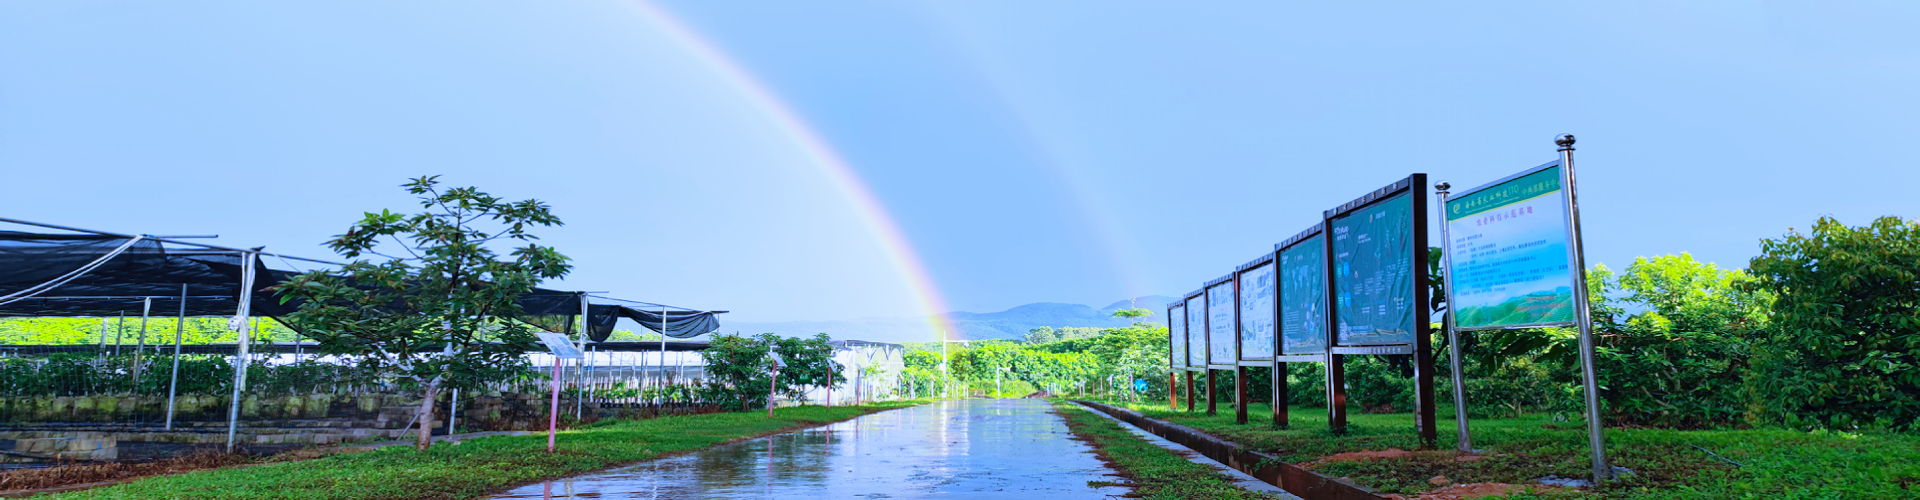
top-left (1102, 401), bottom-right (1920, 499)
top-left (43, 401), bottom-right (923, 499)
top-left (1050, 400), bottom-right (1284, 499)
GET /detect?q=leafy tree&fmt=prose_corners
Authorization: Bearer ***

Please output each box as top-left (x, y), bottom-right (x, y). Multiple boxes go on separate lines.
top-left (698, 333), bottom-right (843, 410)
top-left (1111, 307), bottom-right (1151, 321)
top-left (1023, 326), bottom-right (1056, 344)
top-left (1747, 216), bottom-right (1920, 429)
top-left (274, 176), bottom-right (571, 450)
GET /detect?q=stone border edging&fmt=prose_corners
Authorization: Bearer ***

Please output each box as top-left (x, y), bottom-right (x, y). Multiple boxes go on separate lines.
top-left (1070, 400), bottom-right (1383, 500)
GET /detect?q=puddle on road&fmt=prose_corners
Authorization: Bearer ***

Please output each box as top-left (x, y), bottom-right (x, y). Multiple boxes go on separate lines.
top-left (494, 399), bottom-right (1129, 499)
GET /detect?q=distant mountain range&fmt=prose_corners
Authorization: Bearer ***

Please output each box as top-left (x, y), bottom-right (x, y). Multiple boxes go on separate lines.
top-left (721, 295), bottom-right (1177, 343)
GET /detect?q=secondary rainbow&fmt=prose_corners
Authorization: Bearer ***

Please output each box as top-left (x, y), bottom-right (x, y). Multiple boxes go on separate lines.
top-left (622, 0), bottom-right (962, 341)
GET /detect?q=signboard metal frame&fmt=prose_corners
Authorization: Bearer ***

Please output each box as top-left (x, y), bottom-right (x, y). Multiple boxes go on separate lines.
top-left (1167, 301), bottom-right (1189, 371)
top-left (1275, 223), bottom-right (1331, 360)
top-left (1440, 158), bottom-right (1581, 332)
top-left (1230, 257), bottom-right (1274, 426)
top-left (1204, 274), bottom-right (1238, 370)
top-left (1184, 287), bottom-right (1209, 414)
top-left (1234, 253), bottom-right (1277, 364)
top-left (1435, 136), bottom-right (1608, 483)
top-left (1166, 300), bottom-right (1189, 410)
top-left (1182, 288), bottom-right (1207, 372)
top-left (1320, 174), bottom-right (1435, 446)
top-left (1325, 177), bottom-right (1425, 347)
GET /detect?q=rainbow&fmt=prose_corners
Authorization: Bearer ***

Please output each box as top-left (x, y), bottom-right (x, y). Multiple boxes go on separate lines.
top-left (620, 0), bottom-right (962, 341)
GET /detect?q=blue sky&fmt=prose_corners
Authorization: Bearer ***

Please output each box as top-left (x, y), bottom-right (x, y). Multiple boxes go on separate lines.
top-left (2, 1), bottom-right (1915, 325)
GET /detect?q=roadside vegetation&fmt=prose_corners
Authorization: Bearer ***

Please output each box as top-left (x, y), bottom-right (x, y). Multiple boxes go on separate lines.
top-left (35, 402), bottom-right (918, 499)
top-left (1050, 400), bottom-right (1282, 500)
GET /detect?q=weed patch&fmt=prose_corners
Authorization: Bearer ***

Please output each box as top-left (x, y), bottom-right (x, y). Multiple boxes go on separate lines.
top-left (1050, 400), bottom-right (1281, 499)
top-left (1101, 401), bottom-right (1920, 498)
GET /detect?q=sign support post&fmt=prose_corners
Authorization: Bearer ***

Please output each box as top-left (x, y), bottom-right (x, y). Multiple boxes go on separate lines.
top-left (1557, 134), bottom-right (1611, 484)
top-left (536, 332), bottom-right (586, 453)
top-left (1185, 372), bottom-right (1196, 412)
top-left (1322, 226), bottom-right (1347, 434)
top-left (1434, 182), bottom-right (1473, 452)
top-left (1412, 176), bottom-right (1437, 449)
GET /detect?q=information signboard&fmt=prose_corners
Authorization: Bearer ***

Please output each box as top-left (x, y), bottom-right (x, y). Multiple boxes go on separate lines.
top-left (1330, 192), bottom-right (1417, 345)
top-left (1237, 261), bottom-right (1276, 361)
top-left (1444, 161), bottom-right (1577, 330)
top-left (1185, 294), bottom-right (1206, 368)
top-left (1278, 233), bottom-right (1329, 355)
top-left (1168, 303), bottom-right (1188, 369)
top-left (1206, 280), bottom-right (1236, 365)
top-left (535, 332), bottom-right (585, 359)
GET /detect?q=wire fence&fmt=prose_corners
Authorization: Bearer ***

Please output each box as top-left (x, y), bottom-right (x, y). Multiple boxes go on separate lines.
top-left (0, 331), bottom-right (736, 468)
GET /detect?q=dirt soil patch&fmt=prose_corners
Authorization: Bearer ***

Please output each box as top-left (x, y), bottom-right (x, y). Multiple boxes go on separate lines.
top-left (1381, 482), bottom-right (1565, 500)
top-left (1306, 448), bottom-right (1493, 467)
top-left (0, 449), bottom-right (256, 494)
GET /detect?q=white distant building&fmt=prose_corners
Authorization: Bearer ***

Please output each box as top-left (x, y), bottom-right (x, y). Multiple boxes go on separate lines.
top-left (797, 340), bottom-right (904, 405)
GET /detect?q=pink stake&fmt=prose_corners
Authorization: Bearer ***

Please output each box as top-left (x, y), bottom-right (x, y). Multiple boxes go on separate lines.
top-left (767, 370), bottom-right (780, 418)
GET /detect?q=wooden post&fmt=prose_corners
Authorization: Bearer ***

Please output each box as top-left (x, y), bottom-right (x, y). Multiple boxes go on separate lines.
top-left (1412, 173), bottom-right (1439, 449)
top-left (1168, 372), bottom-right (1178, 410)
top-left (1234, 366), bottom-right (1249, 424)
top-left (1205, 369), bottom-right (1218, 415)
top-left (1185, 371), bottom-right (1196, 412)
top-left (1329, 354), bottom-right (1347, 433)
top-left (1273, 361), bottom-right (1288, 427)
top-left (1324, 221), bottom-right (1348, 434)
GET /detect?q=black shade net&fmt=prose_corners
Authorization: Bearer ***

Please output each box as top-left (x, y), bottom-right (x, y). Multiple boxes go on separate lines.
top-left (0, 231), bottom-right (722, 341)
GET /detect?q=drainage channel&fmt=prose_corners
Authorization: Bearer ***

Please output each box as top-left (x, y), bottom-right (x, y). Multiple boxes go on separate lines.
top-left (1070, 400), bottom-right (1384, 500)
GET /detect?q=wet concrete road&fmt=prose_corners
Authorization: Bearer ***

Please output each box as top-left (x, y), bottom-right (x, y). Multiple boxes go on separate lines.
top-left (492, 399), bottom-right (1128, 499)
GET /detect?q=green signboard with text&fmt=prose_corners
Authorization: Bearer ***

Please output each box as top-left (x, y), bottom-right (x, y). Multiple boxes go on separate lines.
top-left (1445, 162), bottom-right (1577, 329)
top-left (1279, 235), bottom-right (1328, 355)
top-left (1330, 193), bottom-right (1417, 345)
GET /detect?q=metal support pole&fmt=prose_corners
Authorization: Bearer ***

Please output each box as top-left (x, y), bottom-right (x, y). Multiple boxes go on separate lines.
top-left (659, 306), bottom-right (668, 391)
top-left (1435, 182), bottom-right (1474, 452)
top-left (577, 294), bottom-right (588, 421)
top-left (97, 317), bottom-right (108, 354)
top-left (1558, 134), bottom-right (1611, 483)
top-left (166, 284), bottom-right (187, 430)
top-left (547, 357), bottom-right (561, 453)
top-left (448, 388), bottom-right (459, 434)
top-left (226, 252), bottom-right (258, 453)
top-left (133, 297), bottom-right (152, 390)
top-left (114, 311), bottom-right (125, 356)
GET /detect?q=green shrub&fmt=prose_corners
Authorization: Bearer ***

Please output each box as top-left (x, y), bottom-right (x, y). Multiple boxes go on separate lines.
top-left (1345, 356), bottom-right (1414, 413)
top-left (1285, 362), bottom-right (1327, 406)
top-left (1747, 216), bottom-right (1920, 430)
